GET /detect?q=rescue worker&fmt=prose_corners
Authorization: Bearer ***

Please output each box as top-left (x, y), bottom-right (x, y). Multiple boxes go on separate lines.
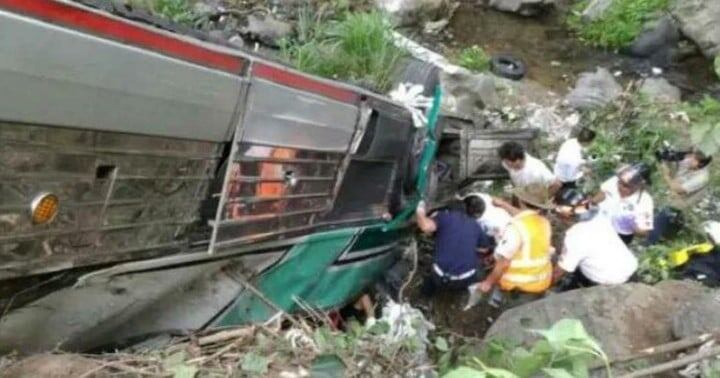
top-left (553, 190), bottom-right (638, 290)
top-left (553, 127), bottom-right (596, 201)
top-left (467, 197), bottom-right (553, 308)
top-left (499, 141), bottom-right (562, 199)
top-left (591, 163), bottom-right (654, 245)
top-left (416, 196), bottom-right (492, 297)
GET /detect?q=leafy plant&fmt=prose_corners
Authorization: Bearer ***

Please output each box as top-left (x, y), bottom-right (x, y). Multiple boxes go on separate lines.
top-left (456, 46), bottom-right (491, 73)
top-left (686, 96), bottom-right (720, 156)
top-left (715, 55), bottom-right (720, 79)
top-left (127, 0), bottom-right (195, 24)
top-left (281, 10), bottom-right (405, 91)
top-left (568, 0), bottom-right (669, 49)
top-left (443, 319), bottom-right (609, 378)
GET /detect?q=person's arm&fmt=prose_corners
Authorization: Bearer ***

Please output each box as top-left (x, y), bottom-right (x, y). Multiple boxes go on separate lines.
top-left (660, 163), bottom-right (686, 194)
top-left (415, 203), bottom-right (437, 234)
top-left (357, 294), bottom-right (374, 320)
top-left (492, 197), bottom-right (522, 216)
top-left (479, 256), bottom-right (512, 293)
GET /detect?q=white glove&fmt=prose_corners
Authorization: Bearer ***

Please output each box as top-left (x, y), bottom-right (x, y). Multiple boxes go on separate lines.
top-left (416, 200), bottom-right (427, 215)
top-left (463, 284), bottom-right (483, 311)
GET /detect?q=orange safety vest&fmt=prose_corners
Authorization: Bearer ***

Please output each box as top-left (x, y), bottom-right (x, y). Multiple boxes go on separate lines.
top-left (499, 211), bottom-right (553, 294)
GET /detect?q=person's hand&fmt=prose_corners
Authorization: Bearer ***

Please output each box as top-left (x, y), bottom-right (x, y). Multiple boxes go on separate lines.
top-left (479, 280), bottom-right (493, 293)
top-left (492, 197), bottom-right (509, 208)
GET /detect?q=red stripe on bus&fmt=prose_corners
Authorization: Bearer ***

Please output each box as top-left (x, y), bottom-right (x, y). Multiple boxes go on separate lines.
top-left (253, 64), bottom-right (359, 104)
top-left (0, 0), bottom-right (245, 73)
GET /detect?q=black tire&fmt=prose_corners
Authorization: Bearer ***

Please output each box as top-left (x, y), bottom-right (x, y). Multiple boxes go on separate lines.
top-left (490, 54), bottom-right (527, 81)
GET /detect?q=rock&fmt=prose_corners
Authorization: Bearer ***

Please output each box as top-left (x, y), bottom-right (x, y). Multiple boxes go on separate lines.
top-left (440, 70), bottom-right (499, 116)
top-left (580, 0), bottom-right (614, 22)
top-left (639, 77), bottom-right (681, 104)
top-left (484, 281), bottom-right (708, 360)
top-left (488, 0), bottom-right (555, 17)
top-left (522, 105), bottom-right (579, 142)
top-left (3, 354), bottom-right (101, 378)
top-left (240, 13), bottom-right (293, 47)
top-left (671, 0), bottom-right (720, 58)
top-left (375, 0), bottom-right (447, 26)
top-left (627, 16), bottom-right (680, 59)
top-left (565, 67), bottom-right (622, 109)
top-left (672, 291), bottom-right (720, 339)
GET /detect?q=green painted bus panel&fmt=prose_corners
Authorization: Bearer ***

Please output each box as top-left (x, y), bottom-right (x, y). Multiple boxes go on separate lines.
top-left (217, 228), bottom-right (358, 325)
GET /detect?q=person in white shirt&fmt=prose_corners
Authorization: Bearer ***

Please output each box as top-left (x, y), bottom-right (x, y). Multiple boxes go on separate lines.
top-left (461, 192), bottom-right (513, 239)
top-left (498, 142), bottom-right (561, 202)
top-left (591, 163), bottom-right (654, 245)
top-left (552, 192), bottom-right (638, 289)
top-left (553, 128), bottom-right (596, 200)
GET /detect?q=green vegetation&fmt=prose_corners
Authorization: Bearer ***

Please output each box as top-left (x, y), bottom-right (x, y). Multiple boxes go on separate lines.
top-left (715, 55), bottom-right (720, 79)
top-left (281, 10), bottom-right (405, 91)
top-left (456, 46), bottom-right (491, 73)
top-left (128, 0), bottom-right (195, 24)
top-left (568, 0), bottom-right (670, 49)
top-left (441, 319), bottom-right (609, 377)
top-left (581, 94), bottom-right (720, 283)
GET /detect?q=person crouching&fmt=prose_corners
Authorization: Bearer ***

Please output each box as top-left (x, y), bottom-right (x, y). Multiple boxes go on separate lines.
top-left (415, 196), bottom-right (491, 297)
top-left (553, 190), bottom-right (638, 290)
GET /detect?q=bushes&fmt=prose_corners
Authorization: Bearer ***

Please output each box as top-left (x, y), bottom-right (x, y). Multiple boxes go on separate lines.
top-left (281, 11), bottom-right (405, 91)
top-left (456, 46), bottom-right (491, 73)
top-left (128, 0), bottom-right (195, 24)
top-left (568, 0), bottom-right (670, 49)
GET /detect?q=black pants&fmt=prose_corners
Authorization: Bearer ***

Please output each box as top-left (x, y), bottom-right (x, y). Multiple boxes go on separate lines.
top-left (555, 181), bottom-right (578, 204)
top-left (645, 207), bottom-right (684, 246)
top-left (619, 233), bottom-right (634, 245)
top-left (564, 270), bottom-right (598, 290)
top-left (421, 270), bottom-right (477, 297)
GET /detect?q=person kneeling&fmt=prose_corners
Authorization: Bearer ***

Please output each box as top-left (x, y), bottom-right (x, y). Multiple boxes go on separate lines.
top-left (553, 191), bottom-right (638, 290)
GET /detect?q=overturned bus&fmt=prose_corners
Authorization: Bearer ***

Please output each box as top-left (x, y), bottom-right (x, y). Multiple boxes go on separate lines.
top-left (0, 0), bottom-right (445, 353)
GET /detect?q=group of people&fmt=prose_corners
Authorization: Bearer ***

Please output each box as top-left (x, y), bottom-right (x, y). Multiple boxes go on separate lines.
top-left (417, 128), bottom-right (713, 309)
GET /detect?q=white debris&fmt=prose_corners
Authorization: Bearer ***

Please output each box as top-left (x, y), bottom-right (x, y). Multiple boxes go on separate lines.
top-left (389, 83), bottom-right (433, 128)
top-left (652, 67), bottom-right (664, 75)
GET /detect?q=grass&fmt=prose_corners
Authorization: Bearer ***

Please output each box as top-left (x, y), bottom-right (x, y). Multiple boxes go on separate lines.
top-left (567, 0), bottom-right (670, 49)
top-left (127, 0), bottom-right (195, 24)
top-left (281, 10), bottom-right (405, 91)
top-left (455, 46), bottom-right (491, 73)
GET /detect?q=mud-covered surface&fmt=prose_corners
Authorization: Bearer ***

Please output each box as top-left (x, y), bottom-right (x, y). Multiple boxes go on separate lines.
top-left (405, 237), bottom-right (504, 338)
top-left (435, 2), bottom-right (718, 94)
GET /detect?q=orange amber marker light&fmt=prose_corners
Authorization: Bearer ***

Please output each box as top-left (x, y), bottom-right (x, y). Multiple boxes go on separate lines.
top-left (31, 193), bottom-right (59, 225)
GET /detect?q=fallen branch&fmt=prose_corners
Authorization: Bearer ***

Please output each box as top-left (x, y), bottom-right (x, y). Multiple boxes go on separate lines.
top-left (618, 345), bottom-right (720, 378)
top-left (197, 327), bottom-right (255, 347)
top-left (612, 332), bottom-right (720, 365)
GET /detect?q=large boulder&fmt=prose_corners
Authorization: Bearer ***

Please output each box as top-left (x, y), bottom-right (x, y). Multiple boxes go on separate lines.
top-left (440, 70), bottom-right (500, 116)
top-left (671, 0), bottom-right (720, 58)
top-left (672, 291), bottom-right (720, 339)
top-left (375, 0), bottom-right (447, 26)
top-left (240, 13), bottom-right (293, 47)
top-left (627, 16), bottom-right (681, 63)
top-left (488, 0), bottom-right (555, 17)
top-left (484, 281), bottom-right (709, 360)
top-left (639, 77), bottom-right (681, 104)
top-left (565, 67), bottom-right (622, 109)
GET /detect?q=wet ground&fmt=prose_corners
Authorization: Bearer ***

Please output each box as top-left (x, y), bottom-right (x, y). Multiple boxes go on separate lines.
top-left (436, 2), bottom-right (718, 95)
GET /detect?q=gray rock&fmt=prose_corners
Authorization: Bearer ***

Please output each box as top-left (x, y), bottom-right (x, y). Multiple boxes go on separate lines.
top-left (440, 70), bottom-right (499, 116)
top-left (639, 77), bottom-right (681, 103)
top-left (628, 16), bottom-right (680, 58)
top-left (581, 0), bottom-right (614, 22)
top-left (484, 281), bottom-right (708, 360)
top-left (375, 0), bottom-right (447, 26)
top-left (240, 13), bottom-right (293, 47)
top-left (565, 67), bottom-right (622, 109)
top-left (671, 0), bottom-right (720, 58)
top-left (488, 0), bottom-right (555, 17)
top-left (672, 291), bottom-right (720, 339)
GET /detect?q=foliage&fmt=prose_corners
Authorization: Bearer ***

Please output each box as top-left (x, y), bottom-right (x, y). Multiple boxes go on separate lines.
top-left (568, 0), bottom-right (669, 49)
top-left (456, 46), bottom-right (491, 73)
top-left (685, 96), bottom-right (720, 156)
top-left (281, 10), bottom-right (405, 91)
top-left (442, 319), bottom-right (609, 378)
top-left (129, 0), bottom-right (195, 24)
top-left (715, 55), bottom-right (720, 79)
